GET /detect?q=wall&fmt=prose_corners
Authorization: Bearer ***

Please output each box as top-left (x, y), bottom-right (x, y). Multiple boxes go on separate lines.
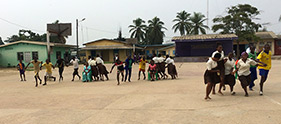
top-left (256, 39), bottom-right (275, 55)
top-left (0, 43), bottom-right (47, 67)
top-left (86, 40), bottom-right (124, 46)
top-left (176, 40), bottom-right (233, 57)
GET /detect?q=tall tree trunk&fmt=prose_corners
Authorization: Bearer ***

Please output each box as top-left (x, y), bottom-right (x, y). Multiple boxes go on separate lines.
top-left (237, 40), bottom-right (240, 59)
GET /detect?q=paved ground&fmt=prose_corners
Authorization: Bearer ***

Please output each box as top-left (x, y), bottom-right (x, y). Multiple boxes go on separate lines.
top-left (0, 60), bottom-right (281, 124)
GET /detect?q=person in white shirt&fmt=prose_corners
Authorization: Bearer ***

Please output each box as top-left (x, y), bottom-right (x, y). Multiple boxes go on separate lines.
top-left (96, 54), bottom-right (109, 81)
top-left (89, 57), bottom-right (99, 81)
top-left (158, 54), bottom-right (168, 79)
top-left (204, 53), bottom-right (221, 100)
top-left (211, 43), bottom-right (226, 95)
top-left (232, 52), bottom-right (262, 97)
top-left (88, 56), bottom-right (92, 65)
top-left (224, 52), bottom-right (236, 95)
top-left (165, 55), bottom-right (177, 79)
top-left (69, 56), bottom-right (81, 81)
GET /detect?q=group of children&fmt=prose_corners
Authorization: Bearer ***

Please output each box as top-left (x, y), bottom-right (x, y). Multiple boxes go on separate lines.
top-left (204, 43), bottom-right (272, 100)
top-left (108, 54), bottom-right (178, 85)
top-left (18, 53), bottom-right (178, 87)
top-left (19, 57), bottom-right (58, 87)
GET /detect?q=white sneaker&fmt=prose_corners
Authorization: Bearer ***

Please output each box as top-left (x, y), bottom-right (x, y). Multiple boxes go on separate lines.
top-left (259, 91), bottom-right (263, 96)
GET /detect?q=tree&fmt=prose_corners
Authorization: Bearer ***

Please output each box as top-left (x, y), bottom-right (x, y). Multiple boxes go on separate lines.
top-left (129, 18), bottom-right (147, 44)
top-left (190, 12), bottom-right (209, 35)
top-left (0, 37), bottom-right (4, 45)
top-left (212, 4), bottom-right (261, 57)
top-left (114, 28), bottom-right (126, 41)
top-left (279, 15), bottom-right (281, 22)
top-left (146, 17), bottom-right (167, 45)
top-left (172, 10), bottom-right (191, 36)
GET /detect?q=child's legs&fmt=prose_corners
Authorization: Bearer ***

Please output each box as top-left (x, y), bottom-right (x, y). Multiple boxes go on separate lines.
top-left (138, 70), bottom-right (141, 78)
top-left (259, 69), bottom-right (269, 92)
top-left (125, 69), bottom-right (129, 81)
top-left (117, 72), bottom-right (120, 82)
top-left (206, 82), bottom-right (214, 98)
top-left (128, 68), bottom-right (132, 81)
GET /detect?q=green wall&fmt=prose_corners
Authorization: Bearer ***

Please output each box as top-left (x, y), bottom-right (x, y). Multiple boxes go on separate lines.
top-left (0, 43), bottom-right (70, 67)
top-left (0, 43), bottom-right (47, 67)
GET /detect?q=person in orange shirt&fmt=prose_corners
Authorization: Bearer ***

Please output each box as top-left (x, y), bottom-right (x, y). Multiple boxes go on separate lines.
top-left (17, 59), bottom-right (26, 81)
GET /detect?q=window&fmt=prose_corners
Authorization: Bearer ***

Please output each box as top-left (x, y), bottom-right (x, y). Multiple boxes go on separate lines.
top-left (17, 52), bottom-right (24, 61)
top-left (56, 51), bottom-right (61, 59)
top-left (173, 50), bottom-right (175, 55)
top-left (32, 51), bottom-right (38, 60)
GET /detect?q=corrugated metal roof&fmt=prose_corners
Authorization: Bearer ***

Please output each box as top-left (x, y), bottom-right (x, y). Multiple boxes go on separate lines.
top-left (255, 31), bottom-right (278, 39)
top-left (277, 35), bottom-right (281, 39)
top-left (0, 40), bottom-right (75, 48)
top-left (81, 45), bottom-right (142, 50)
top-left (172, 34), bottom-right (238, 41)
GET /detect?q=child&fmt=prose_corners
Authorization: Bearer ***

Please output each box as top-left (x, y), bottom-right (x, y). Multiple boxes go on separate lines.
top-left (158, 54), bottom-right (168, 79)
top-left (41, 59), bottom-right (56, 86)
top-left (165, 55), bottom-right (177, 79)
top-left (25, 57), bottom-right (42, 87)
top-left (248, 45), bottom-right (258, 90)
top-left (211, 43), bottom-right (226, 95)
top-left (55, 56), bottom-right (65, 82)
top-left (257, 44), bottom-right (272, 95)
top-left (110, 59), bottom-right (125, 85)
top-left (124, 55), bottom-right (134, 82)
top-left (204, 53), bottom-right (221, 100)
top-left (89, 57), bottom-right (99, 81)
top-left (232, 52), bottom-right (264, 97)
top-left (17, 59), bottom-right (26, 81)
top-left (224, 52), bottom-right (236, 95)
top-left (138, 56), bottom-right (147, 80)
top-left (148, 60), bottom-right (157, 81)
top-left (96, 54), bottom-right (109, 81)
top-left (82, 62), bottom-right (92, 82)
top-left (70, 56), bottom-right (81, 81)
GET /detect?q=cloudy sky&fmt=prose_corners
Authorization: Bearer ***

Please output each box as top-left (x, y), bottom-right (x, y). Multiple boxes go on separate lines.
top-left (1, 0), bottom-right (281, 46)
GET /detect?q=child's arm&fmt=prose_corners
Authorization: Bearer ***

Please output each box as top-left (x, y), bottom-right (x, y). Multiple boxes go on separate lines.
top-left (110, 64), bottom-right (116, 73)
top-left (25, 62), bottom-right (30, 70)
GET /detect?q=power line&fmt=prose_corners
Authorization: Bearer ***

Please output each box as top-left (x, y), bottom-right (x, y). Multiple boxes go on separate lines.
top-left (0, 17), bottom-right (45, 33)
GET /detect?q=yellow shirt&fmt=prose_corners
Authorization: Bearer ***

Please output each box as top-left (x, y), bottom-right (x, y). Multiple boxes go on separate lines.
top-left (139, 59), bottom-right (147, 70)
top-left (257, 51), bottom-right (272, 70)
top-left (42, 62), bottom-right (53, 73)
top-left (30, 60), bottom-right (41, 73)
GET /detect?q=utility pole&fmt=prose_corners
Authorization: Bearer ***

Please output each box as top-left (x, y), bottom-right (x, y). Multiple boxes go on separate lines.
top-left (47, 31), bottom-right (51, 60)
top-left (76, 19), bottom-right (79, 58)
top-left (207, 0), bottom-right (209, 34)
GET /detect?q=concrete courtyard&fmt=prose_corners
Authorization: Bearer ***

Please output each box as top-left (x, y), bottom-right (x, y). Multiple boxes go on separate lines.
top-left (0, 60), bottom-right (281, 124)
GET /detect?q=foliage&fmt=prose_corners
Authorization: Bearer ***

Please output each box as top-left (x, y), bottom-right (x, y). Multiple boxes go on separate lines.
top-left (146, 17), bottom-right (167, 45)
top-left (172, 11), bottom-right (191, 36)
top-left (212, 4), bottom-right (261, 42)
top-left (0, 37), bottom-right (4, 45)
top-left (212, 4), bottom-right (262, 56)
top-left (128, 18), bottom-right (147, 44)
top-left (190, 12), bottom-right (209, 35)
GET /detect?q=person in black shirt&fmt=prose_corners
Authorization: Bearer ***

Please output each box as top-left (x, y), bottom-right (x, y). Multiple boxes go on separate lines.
top-left (55, 56), bottom-right (65, 82)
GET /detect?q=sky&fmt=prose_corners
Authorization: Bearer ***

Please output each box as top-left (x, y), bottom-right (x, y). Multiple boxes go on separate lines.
top-left (1, 0), bottom-right (281, 46)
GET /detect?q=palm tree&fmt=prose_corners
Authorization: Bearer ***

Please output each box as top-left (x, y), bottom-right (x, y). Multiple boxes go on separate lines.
top-left (172, 10), bottom-right (191, 36)
top-left (146, 17), bottom-right (167, 45)
top-left (128, 18), bottom-right (147, 43)
top-left (190, 12), bottom-right (209, 35)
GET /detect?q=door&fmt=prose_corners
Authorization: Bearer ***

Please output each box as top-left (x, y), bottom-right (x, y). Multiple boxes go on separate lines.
top-left (24, 52), bottom-right (31, 63)
top-left (275, 40), bottom-right (281, 55)
top-left (102, 50), bottom-right (109, 62)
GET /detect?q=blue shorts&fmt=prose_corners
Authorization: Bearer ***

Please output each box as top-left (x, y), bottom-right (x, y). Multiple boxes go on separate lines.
top-left (250, 67), bottom-right (257, 81)
top-left (259, 69), bottom-right (269, 79)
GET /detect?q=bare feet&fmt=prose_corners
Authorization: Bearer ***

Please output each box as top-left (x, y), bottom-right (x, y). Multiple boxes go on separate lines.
top-left (218, 91), bottom-right (224, 95)
top-left (204, 96), bottom-right (211, 100)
